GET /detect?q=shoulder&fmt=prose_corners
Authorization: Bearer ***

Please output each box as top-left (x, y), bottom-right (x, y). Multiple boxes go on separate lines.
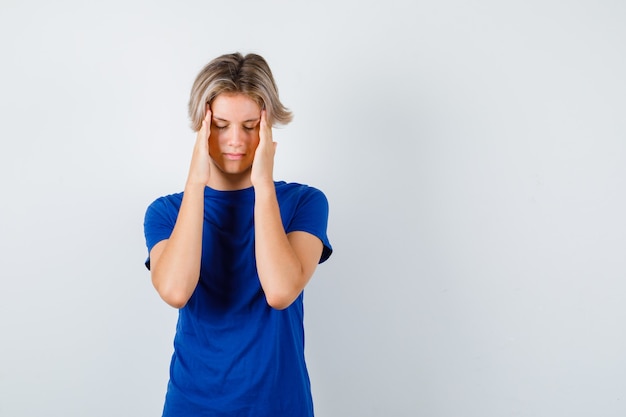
top-left (275, 181), bottom-right (333, 263)
top-left (275, 180), bottom-right (330, 220)
top-left (275, 181), bottom-right (328, 203)
top-left (145, 191), bottom-right (184, 219)
top-left (149, 191), bottom-right (184, 206)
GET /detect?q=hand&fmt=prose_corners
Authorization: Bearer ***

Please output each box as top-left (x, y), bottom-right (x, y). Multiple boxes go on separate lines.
top-left (251, 110), bottom-right (277, 188)
top-left (186, 106), bottom-right (212, 187)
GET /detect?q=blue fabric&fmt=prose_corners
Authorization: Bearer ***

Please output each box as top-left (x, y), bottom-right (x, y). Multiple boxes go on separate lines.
top-left (143, 181), bottom-right (332, 417)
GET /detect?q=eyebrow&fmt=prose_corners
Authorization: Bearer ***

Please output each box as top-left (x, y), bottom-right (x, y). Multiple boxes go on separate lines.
top-left (213, 116), bottom-right (260, 123)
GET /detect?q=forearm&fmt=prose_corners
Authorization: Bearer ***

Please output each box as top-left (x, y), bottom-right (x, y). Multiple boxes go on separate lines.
top-left (151, 182), bottom-right (205, 308)
top-left (254, 183), bottom-right (304, 309)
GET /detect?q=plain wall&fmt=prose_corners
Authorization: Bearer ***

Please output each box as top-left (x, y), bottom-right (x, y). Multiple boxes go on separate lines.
top-left (1, 0), bottom-right (625, 416)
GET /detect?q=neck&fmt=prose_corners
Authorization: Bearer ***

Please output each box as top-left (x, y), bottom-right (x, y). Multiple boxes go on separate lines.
top-left (206, 171), bottom-right (253, 191)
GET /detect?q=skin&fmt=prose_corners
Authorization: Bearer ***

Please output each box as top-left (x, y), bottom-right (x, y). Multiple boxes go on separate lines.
top-left (149, 93), bottom-right (324, 309)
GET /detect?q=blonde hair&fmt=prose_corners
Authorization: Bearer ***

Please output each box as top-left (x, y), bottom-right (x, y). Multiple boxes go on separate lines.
top-left (188, 52), bottom-right (293, 131)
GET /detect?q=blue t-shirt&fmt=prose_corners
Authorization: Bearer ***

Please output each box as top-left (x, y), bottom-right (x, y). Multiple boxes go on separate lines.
top-left (143, 181), bottom-right (332, 417)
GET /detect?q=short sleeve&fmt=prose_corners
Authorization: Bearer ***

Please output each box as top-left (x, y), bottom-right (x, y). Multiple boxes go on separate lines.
top-left (285, 187), bottom-right (333, 264)
top-left (143, 197), bottom-right (179, 270)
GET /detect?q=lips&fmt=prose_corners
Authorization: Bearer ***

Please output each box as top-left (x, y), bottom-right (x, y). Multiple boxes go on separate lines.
top-left (224, 153), bottom-right (245, 160)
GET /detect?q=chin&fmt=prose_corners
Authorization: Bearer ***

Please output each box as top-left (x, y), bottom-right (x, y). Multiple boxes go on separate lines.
top-left (218, 162), bottom-right (253, 176)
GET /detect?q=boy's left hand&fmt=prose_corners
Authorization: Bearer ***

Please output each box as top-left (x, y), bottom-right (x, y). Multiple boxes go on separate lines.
top-left (251, 110), bottom-right (277, 188)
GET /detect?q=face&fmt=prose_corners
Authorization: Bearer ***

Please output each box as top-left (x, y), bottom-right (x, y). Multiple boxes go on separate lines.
top-left (208, 93), bottom-right (261, 186)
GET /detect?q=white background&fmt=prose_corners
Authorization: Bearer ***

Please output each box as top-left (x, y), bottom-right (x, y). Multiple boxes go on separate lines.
top-left (1, 1), bottom-right (625, 416)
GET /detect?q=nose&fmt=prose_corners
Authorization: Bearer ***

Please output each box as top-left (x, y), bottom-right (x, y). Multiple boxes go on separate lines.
top-left (227, 126), bottom-right (244, 147)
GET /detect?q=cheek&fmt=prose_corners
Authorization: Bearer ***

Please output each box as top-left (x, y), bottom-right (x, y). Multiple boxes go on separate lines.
top-left (251, 130), bottom-right (261, 145)
top-left (207, 131), bottom-right (221, 156)
top-left (209, 127), bottom-right (229, 143)
top-left (209, 126), bottom-right (221, 141)
top-left (250, 136), bottom-right (261, 153)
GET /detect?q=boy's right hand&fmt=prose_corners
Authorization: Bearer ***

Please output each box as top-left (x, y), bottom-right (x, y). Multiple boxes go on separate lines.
top-left (187, 105), bottom-right (212, 187)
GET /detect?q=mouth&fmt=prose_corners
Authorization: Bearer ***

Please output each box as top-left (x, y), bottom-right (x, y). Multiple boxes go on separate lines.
top-left (224, 153), bottom-right (245, 161)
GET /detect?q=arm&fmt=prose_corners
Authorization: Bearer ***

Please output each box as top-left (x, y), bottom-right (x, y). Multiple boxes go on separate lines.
top-left (254, 187), bottom-right (324, 309)
top-left (149, 108), bottom-right (212, 308)
top-left (252, 111), bottom-right (324, 310)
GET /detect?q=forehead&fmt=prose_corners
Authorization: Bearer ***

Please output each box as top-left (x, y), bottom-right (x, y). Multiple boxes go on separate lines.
top-left (211, 93), bottom-right (260, 121)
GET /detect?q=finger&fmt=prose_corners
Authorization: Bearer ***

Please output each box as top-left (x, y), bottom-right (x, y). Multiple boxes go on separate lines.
top-left (206, 109), bottom-right (212, 130)
top-left (260, 110), bottom-right (272, 143)
top-left (198, 111), bottom-right (211, 149)
top-left (259, 110), bottom-right (266, 142)
top-left (260, 109), bottom-right (266, 130)
top-left (199, 108), bottom-right (212, 141)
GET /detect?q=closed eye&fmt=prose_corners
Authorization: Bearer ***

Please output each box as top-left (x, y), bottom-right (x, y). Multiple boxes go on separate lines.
top-left (244, 121), bottom-right (260, 131)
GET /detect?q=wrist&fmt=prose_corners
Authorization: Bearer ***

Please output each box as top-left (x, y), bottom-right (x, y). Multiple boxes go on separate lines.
top-left (253, 180), bottom-right (276, 196)
top-left (184, 181), bottom-right (207, 193)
